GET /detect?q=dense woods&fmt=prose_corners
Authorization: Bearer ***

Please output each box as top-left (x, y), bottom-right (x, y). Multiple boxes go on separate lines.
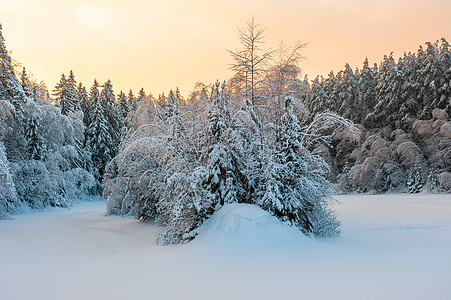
top-left (1, 21), bottom-right (450, 244)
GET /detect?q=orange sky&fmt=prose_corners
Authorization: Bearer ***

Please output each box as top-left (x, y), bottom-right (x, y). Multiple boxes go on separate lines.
top-left (2, 0), bottom-right (451, 98)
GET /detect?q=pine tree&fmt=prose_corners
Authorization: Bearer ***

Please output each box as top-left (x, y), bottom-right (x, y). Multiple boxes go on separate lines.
top-left (53, 73), bottom-right (76, 115)
top-left (128, 89), bottom-right (137, 111)
top-left (437, 38), bottom-right (451, 115)
top-left (20, 67), bottom-right (32, 97)
top-left (156, 93), bottom-right (168, 121)
top-left (0, 23), bottom-right (26, 108)
top-left (203, 83), bottom-right (247, 206)
top-left (358, 58), bottom-right (376, 124)
top-left (138, 88), bottom-right (146, 101)
top-left (407, 168), bottom-right (423, 193)
top-left (368, 54), bottom-right (402, 128)
top-left (308, 76), bottom-right (329, 119)
top-left (78, 82), bottom-right (90, 128)
top-left (417, 42), bottom-right (440, 120)
top-left (85, 80), bottom-right (112, 181)
top-left (66, 70), bottom-right (79, 111)
top-left (117, 90), bottom-right (129, 120)
top-left (25, 114), bottom-right (45, 160)
top-left (100, 79), bottom-right (122, 158)
top-left (398, 52), bottom-right (419, 129)
top-left (0, 141), bottom-right (18, 219)
top-left (338, 63), bottom-right (357, 121)
top-left (260, 96), bottom-right (340, 236)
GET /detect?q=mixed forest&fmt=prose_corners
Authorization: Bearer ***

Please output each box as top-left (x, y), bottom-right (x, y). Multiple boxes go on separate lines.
top-left (1, 20), bottom-right (450, 244)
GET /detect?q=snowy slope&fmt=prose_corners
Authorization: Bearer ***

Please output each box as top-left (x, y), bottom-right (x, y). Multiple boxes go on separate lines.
top-left (1, 194), bottom-right (450, 300)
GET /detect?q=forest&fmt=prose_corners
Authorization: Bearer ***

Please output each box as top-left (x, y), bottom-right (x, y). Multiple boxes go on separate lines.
top-left (1, 20), bottom-right (450, 245)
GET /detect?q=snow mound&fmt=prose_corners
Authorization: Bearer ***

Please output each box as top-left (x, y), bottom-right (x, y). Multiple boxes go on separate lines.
top-left (192, 203), bottom-right (309, 248)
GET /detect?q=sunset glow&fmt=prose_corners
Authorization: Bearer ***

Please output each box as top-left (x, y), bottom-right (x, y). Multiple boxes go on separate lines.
top-left (3, 0), bottom-right (451, 96)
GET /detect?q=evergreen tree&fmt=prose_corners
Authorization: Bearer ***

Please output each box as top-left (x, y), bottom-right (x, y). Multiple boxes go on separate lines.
top-left (78, 82), bottom-right (90, 128)
top-left (368, 54), bottom-right (401, 128)
top-left (0, 23), bottom-right (26, 108)
top-left (85, 80), bottom-right (112, 181)
top-left (100, 79), bottom-right (122, 157)
top-left (117, 90), bottom-right (129, 120)
top-left (322, 71), bottom-right (337, 111)
top-left (20, 67), bottom-right (32, 97)
top-left (203, 83), bottom-right (247, 206)
top-left (0, 141), bottom-right (18, 219)
top-left (25, 114), bottom-right (45, 160)
top-left (66, 70), bottom-right (79, 111)
top-left (53, 73), bottom-right (77, 115)
top-left (156, 93), bottom-right (168, 121)
top-left (128, 89), bottom-right (137, 111)
top-left (398, 52), bottom-right (419, 129)
top-left (259, 95), bottom-right (340, 236)
top-left (138, 88), bottom-right (146, 101)
top-left (338, 63), bottom-right (357, 121)
top-left (308, 76), bottom-right (329, 119)
top-left (438, 38), bottom-right (451, 115)
top-left (358, 58), bottom-right (376, 124)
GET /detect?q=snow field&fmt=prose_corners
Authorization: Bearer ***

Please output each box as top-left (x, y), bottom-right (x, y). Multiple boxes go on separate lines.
top-left (1, 193), bottom-right (450, 300)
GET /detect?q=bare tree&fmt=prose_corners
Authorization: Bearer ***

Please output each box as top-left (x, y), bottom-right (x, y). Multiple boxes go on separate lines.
top-left (228, 17), bottom-right (273, 104)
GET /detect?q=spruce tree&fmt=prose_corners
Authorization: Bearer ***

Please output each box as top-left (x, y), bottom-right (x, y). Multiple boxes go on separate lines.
top-left (128, 89), bottom-right (137, 111)
top-left (438, 38), bottom-right (451, 115)
top-left (66, 70), bottom-right (79, 111)
top-left (25, 115), bottom-right (44, 160)
top-left (78, 82), bottom-right (90, 128)
top-left (100, 79), bottom-right (122, 157)
top-left (117, 90), bottom-right (129, 119)
top-left (358, 58), bottom-right (377, 124)
top-left (85, 80), bottom-right (112, 181)
top-left (53, 73), bottom-right (76, 115)
top-left (138, 88), bottom-right (146, 101)
top-left (203, 83), bottom-right (247, 206)
top-left (20, 67), bottom-right (32, 98)
top-left (308, 76), bottom-right (329, 119)
top-left (0, 23), bottom-right (26, 108)
top-left (338, 63), bottom-right (357, 121)
top-left (259, 95), bottom-right (339, 236)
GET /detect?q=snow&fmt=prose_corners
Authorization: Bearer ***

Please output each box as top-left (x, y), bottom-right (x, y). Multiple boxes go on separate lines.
top-left (1, 193), bottom-right (450, 300)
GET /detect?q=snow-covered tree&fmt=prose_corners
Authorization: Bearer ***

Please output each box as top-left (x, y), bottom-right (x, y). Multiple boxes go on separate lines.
top-left (25, 114), bottom-right (45, 160)
top-left (78, 82), bottom-right (90, 129)
top-left (0, 24), bottom-right (26, 107)
top-left (0, 141), bottom-right (18, 219)
top-left (138, 88), bottom-right (146, 102)
top-left (258, 96), bottom-right (340, 236)
top-left (100, 79), bottom-right (122, 157)
top-left (357, 58), bottom-right (377, 124)
top-left (338, 63), bottom-right (357, 121)
top-left (202, 83), bottom-right (248, 206)
top-left (85, 80), bottom-right (112, 181)
top-left (117, 90), bottom-right (129, 120)
top-left (20, 67), bottom-right (32, 97)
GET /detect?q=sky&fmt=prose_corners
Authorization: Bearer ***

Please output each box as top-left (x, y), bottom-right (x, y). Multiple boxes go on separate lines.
top-left (2, 0), bottom-right (451, 98)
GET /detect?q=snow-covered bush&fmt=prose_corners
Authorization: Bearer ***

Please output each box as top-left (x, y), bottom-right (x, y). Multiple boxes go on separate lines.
top-left (106, 83), bottom-right (346, 244)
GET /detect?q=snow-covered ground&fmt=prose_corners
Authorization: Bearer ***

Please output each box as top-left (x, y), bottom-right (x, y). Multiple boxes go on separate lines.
top-left (1, 194), bottom-right (450, 300)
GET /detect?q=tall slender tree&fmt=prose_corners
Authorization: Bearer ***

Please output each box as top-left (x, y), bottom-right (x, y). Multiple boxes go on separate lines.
top-left (100, 79), bottom-right (121, 157)
top-left (229, 17), bottom-right (273, 104)
top-left (0, 23), bottom-right (26, 108)
top-left (85, 80), bottom-right (112, 181)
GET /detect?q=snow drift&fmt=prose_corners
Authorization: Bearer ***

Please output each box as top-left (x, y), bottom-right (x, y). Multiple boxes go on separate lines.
top-left (192, 203), bottom-right (309, 247)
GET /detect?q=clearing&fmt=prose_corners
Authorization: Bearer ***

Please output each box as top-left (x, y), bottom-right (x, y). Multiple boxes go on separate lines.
top-left (1, 193), bottom-right (450, 300)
